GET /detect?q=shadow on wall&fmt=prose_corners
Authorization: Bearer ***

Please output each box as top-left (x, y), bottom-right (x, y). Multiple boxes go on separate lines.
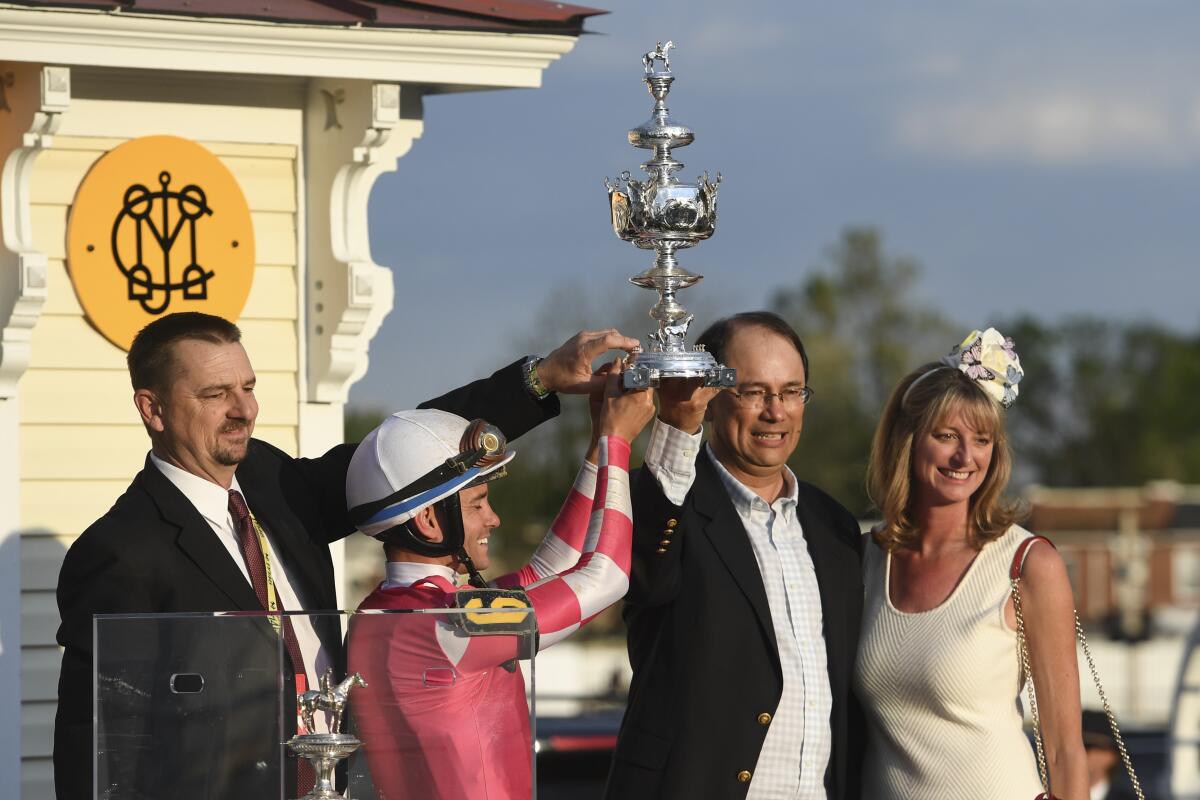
top-left (9, 526), bottom-right (68, 797)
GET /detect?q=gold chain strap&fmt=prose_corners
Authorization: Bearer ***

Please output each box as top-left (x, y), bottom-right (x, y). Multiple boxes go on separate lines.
top-left (1011, 570), bottom-right (1145, 800)
top-left (1012, 576), bottom-right (1050, 790)
top-left (1074, 613), bottom-right (1144, 799)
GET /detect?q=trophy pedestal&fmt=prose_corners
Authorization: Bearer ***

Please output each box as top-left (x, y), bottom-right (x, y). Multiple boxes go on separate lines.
top-left (287, 733), bottom-right (362, 800)
top-left (624, 348), bottom-right (735, 389)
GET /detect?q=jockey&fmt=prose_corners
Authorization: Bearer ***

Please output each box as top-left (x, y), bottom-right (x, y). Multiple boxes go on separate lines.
top-left (345, 364), bottom-right (653, 799)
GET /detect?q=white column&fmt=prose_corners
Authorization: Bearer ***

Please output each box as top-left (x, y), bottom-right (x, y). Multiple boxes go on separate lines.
top-left (0, 61), bottom-right (69, 800)
top-left (303, 79), bottom-right (423, 405)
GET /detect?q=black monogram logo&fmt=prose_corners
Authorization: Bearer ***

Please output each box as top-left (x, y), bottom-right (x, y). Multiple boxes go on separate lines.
top-left (113, 171), bottom-right (215, 314)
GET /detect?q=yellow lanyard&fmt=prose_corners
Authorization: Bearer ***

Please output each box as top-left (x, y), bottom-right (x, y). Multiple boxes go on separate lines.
top-left (249, 513), bottom-right (282, 636)
top-left (249, 513), bottom-right (313, 726)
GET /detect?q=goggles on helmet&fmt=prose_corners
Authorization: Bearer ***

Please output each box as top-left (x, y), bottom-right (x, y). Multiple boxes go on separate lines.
top-left (349, 419), bottom-right (509, 529)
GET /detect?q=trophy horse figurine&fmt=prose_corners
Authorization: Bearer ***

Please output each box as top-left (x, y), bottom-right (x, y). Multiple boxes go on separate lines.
top-left (642, 41), bottom-right (674, 73)
top-left (288, 668), bottom-right (368, 800)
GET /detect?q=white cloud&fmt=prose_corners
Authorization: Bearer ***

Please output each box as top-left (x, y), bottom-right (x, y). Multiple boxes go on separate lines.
top-left (895, 88), bottom-right (1200, 166)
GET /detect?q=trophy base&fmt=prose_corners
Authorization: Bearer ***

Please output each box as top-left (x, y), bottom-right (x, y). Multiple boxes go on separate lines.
top-left (287, 733), bottom-right (362, 800)
top-left (624, 348), bottom-right (736, 389)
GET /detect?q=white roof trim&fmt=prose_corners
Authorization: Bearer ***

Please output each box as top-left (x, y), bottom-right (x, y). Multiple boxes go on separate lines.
top-left (0, 5), bottom-right (579, 88)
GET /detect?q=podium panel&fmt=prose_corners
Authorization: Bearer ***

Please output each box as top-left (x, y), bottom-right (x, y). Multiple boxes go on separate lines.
top-left (94, 608), bottom-right (538, 799)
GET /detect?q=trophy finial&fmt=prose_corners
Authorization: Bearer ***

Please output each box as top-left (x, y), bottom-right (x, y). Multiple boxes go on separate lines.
top-left (295, 668), bottom-right (368, 736)
top-left (289, 670), bottom-right (368, 800)
top-left (642, 41), bottom-right (674, 74)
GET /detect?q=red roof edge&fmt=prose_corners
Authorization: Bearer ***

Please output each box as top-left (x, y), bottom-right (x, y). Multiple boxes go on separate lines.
top-left (312, 0), bottom-right (380, 22)
top-left (6, 0), bottom-right (607, 35)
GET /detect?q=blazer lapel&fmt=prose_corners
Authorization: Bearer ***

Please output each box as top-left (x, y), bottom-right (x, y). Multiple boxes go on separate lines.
top-left (693, 455), bottom-right (780, 661)
top-left (794, 496), bottom-right (855, 677)
top-left (236, 461), bottom-right (343, 658)
top-left (237, 475), bottom-right (332, 612)
top-left (137, 457), bottom-right (262, 611)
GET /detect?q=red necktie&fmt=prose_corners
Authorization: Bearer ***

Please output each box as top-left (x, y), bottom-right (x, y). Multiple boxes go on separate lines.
top-left (228, 489), bottom-right (315, 794)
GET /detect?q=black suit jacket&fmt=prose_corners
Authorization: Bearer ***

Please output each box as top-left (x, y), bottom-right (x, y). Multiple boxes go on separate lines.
top-left (54, 359), bottom-right (558, 800)
top-left (605, 451), bottom-right (865, 800)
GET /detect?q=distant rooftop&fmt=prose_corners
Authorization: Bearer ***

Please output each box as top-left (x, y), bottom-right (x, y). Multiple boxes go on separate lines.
top-left (1027, 481), bottom-right (1200, 532)
top-left (0, 0), bottom-right (605, 35)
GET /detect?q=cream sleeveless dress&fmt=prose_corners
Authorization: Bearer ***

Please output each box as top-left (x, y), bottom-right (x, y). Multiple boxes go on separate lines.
top-left (853, 524), bottom-right (1044, 799)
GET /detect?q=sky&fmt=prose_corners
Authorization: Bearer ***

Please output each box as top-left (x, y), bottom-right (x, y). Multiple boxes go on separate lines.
top-left (352, 1), bottom-right (1200, 410)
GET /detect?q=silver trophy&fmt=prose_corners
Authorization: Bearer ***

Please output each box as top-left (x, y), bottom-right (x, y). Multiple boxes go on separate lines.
top-left (288, 668), bottom-right (367, 800)
top-left (605, 41), bottom-right (736, 389)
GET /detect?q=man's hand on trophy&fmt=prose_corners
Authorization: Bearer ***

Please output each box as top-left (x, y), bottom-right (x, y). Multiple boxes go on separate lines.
top-left (537, 329), bottom-right (642, 395)
top-left (656, 377), bottom-right (721, 435)
top-left (585, 360), bottom-right (654, 463)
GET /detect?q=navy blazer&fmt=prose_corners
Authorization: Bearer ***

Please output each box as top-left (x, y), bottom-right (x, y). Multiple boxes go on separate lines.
top-left (606, 452), bottom-right (865, 800)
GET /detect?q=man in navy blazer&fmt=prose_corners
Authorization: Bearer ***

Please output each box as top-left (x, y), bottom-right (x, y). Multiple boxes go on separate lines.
top-left (606, 312), bottom-right (865, 800)
top-left (54, 311), bottom-right (637, 800)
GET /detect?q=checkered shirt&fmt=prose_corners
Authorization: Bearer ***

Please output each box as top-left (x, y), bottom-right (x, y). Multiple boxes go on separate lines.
top-left (644, 420), bottom-right (832, 799)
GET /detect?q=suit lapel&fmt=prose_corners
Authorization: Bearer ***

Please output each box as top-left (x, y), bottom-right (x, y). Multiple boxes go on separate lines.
top-left (692, 455), bottom-right (780, 661)
top-left (243, 489), bottom-right (331, 611)
top-left (793, 494), bottom-right (854, 678)
top-left (236, 458), bottom-right (343, 658)
top-left (137, 457), bottom-right (262, 611)
top-left (236, 461), bottom-right (332, 612)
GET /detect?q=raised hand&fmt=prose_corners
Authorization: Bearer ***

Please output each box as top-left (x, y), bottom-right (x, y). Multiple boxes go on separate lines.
top-left (537, 329), bottom-right (642, 395)
top-left (586, 360), bottom-right (655, 462)
top-left (598, 360), bottom-right (656, 443)
top-left (656, 377), bottom-right (721, 434)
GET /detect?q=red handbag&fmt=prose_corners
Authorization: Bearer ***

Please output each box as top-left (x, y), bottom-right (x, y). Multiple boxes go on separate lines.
top-left (1011, 536), bottom-right (1145, 800)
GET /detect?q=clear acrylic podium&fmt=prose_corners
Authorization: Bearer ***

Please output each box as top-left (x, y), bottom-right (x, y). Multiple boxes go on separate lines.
top-left (94, 608), bottom-right (538, 799)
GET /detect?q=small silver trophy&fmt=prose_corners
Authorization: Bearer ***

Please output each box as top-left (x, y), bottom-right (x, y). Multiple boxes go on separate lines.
top-left (605, 41), bottom-right (736, 389)
top-left (288, 668), bottom-right (367, 800)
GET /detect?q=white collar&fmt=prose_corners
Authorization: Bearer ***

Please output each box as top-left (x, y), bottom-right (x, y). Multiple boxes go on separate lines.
top-left (705, 443), bottom-right (798, 513)
top-left (150, 451), bottom-right (245, 527)
top-left (383, 561), bottom-right (459, 589)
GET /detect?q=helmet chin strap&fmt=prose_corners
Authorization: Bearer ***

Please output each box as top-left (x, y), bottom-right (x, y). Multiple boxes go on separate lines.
top-left (438, 492), bottom-right (488, 589)
top-left (375, 492), bottom-right (488, 588)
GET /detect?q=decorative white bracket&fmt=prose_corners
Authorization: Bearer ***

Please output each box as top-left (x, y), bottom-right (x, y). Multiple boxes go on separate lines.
top-left (0, 63), bottom-right (69, 399)
top-left (305, 79), bottom-right (423, 404)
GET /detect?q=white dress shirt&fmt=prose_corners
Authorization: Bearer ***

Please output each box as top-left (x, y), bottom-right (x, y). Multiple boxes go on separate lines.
top-left (150, 453), bottom-right (333, 729)
top-left (644, 419), bottom-right (833, 800)
top-left (383, 561), bottom-right (459, 589)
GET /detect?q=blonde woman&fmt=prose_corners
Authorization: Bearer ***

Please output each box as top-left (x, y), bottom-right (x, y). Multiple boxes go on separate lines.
top-left (853, 329), bottom-right (1088, 799)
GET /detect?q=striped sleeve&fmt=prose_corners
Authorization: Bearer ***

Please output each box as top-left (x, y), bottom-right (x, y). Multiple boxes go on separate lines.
top-left (447, 436), bottom-right (633, 672)
top-left (492, 461), bottom-right (597, 589)
top-left (526, 435), bottom-right (633, 649)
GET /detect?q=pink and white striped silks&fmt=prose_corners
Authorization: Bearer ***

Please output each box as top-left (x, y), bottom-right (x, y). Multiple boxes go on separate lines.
top-left (348, 435), bottom-right (633, 800)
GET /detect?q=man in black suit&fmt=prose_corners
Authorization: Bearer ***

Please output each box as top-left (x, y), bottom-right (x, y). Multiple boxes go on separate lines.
top-left (605, 311), bottom-right (864, 800)
top-left (54, 311), bottom-right (637, 800)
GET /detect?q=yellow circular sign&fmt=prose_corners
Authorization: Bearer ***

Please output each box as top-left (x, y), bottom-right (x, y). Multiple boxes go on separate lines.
top-left (66, 135), bottom-right (256, 351)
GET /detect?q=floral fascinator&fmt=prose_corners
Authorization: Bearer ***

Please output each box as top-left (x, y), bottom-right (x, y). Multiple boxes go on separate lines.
top-left (904, 327), bottom-right (1024, 409)
top-left (942, 328), bottom-right (1023, 408)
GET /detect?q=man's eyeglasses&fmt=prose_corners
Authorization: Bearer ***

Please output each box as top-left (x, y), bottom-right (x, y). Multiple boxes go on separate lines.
top-left (728, 386), bottom-right (814, 410)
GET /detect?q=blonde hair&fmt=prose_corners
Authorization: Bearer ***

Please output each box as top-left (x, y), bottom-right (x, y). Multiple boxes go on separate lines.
top-left (867, 364), bottom-right (1020, 551)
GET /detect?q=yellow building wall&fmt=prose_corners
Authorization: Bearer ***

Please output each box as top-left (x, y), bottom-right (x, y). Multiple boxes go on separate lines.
top-left (17, 135), bottom-right (301, 790)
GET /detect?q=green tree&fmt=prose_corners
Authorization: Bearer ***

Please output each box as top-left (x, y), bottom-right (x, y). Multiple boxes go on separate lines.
top-left (345, 407), bottom-right (388, 444)
top-left (1001, 315), bottom-right (1200, 486)
top-left (772, 227), bottom-right (956, 514)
